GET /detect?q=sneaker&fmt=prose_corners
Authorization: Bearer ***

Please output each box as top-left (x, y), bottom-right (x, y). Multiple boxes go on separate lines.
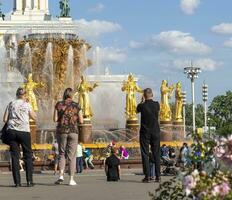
top-left (142, 177), bottom-right (151, 183)
top-left (69, 180), bottom-right (77, 186)
top-left (55, 176), bottom-right (64, 185)
top-left (155, 177), bottom-right (161, 183)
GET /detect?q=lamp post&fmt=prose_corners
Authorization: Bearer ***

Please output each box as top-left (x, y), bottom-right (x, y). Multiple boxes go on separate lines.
top-left (208, 117), bottom-right (211, 138)
top-left (184, 65), bottom-right (201, 134)
top-left (182, 91), bottom-right (187, 138)
top-left (202, 83), bottom-right (208, 133)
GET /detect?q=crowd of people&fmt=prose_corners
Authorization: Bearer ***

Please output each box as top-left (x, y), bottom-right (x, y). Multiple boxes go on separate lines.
top-left (1, 86), bottom-right (163, 187)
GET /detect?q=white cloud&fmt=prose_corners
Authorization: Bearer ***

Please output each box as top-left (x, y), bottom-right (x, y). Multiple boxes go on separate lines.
top-left (211, 23), bottom-right (232, 34)
top-left (88, 3), bottom-right (105, 13)
top-left (180, 0), bottom-right (201, 15)
top-left (224, 38), bottom-right (232, 47)
top-left (150, 31), bottom-right (211, 55)
top-left (173, 58), bottom-right (222, 71)
top-left (129, 40), bottom-right (143, 49)
top-left (93, 47), bottom-right (127, 64)
top-left (75, 19), bottom-right (122, 38)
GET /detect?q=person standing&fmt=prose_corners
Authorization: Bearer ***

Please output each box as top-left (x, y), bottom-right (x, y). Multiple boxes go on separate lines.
top-left (52, 140), bottom-right (59, 175)
top-left (137, 88), bottom-right (161, 183)
top-left (53, 88), bottom-right (83, 186)
top-left (3, 87), bottom-right (36, 187)
top-left (76, 142), bottom-right (83, 173)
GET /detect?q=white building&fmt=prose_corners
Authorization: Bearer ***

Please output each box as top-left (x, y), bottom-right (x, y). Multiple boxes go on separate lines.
top-left (0, 0), bottom-right (76, 46)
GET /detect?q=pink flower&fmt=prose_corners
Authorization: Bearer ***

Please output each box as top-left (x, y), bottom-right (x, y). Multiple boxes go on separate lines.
top-left (183, 175), bottom-right (196, 196)
top-left (212, 182), bottom-right (230, 197)
top-left (215, 146), bottom-right (226, 158)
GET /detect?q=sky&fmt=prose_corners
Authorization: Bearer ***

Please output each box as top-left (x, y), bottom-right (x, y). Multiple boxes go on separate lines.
top-left (1, 0), bottom-right (232, 103)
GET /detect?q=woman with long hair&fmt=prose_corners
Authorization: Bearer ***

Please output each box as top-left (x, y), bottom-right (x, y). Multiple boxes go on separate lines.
top-left (54, 88), bottom-right (83, 186)
top-left (3, 87), bottom-right (36, 187)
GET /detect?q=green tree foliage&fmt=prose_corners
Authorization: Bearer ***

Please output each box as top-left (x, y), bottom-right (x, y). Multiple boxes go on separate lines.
top-left (208, 91), bottom-right (232, 136)
top-left (185, 104), bottom-right (204, 128)
top-left (171, 103), bottom-right (204, 128)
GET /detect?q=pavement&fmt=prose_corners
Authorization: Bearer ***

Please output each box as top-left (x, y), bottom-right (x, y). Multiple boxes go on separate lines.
top-left (0, 169), bottom-right (169, 200)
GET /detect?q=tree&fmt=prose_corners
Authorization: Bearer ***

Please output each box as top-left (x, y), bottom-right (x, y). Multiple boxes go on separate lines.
top-left (208, 91), bottom-right (232, 136)
top-left (184, 103), bottom-right (204, 128)
top-left (170, 102), bottom-right (204, 128)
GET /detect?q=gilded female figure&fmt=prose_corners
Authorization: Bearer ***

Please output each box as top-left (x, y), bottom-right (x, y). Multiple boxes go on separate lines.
top-left (122, 74), bottom-right (143, 120)
top-left (160, 80), bottom-right (175, 122)
top-left (174, 82), bottom-right (183, 122)
top-left (21, 73), bottom-right (44, 112)
top-left (75, 76), bottom-right (98, 120)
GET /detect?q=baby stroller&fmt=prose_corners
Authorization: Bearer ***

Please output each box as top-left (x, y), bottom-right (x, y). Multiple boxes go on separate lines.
top-left (161, 148), bottom-right (177, 176)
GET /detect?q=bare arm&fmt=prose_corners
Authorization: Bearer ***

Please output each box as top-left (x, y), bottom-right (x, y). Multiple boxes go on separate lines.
top-left (3, 106), bottom-right (9, 123)
top-left (29, 110), bottom-right (37, 121)
top-left (78, 110), bottom-right (84, 124)
top-left (118, 165), bottom-right (121, 179)
top-left (53, 108), bottom-right (58, 122)
top-left (105, 164), bottom-right (108, 176)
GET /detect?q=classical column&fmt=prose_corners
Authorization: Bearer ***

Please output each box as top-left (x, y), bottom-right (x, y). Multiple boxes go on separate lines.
top-left (45, 0), bottom-right (49, 14)
top-left (25, 0), bottom-right (32, 10)
top-left (16, 0), bottom-right (23, 11)
top-left (33, 0), bottom-right (38, 10)
top-left (40, 0), bottom-right (45, 11)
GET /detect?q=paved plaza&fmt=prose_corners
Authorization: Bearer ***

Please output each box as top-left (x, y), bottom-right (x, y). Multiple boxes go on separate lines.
top-left (0, 169), bottom-right (168, 200)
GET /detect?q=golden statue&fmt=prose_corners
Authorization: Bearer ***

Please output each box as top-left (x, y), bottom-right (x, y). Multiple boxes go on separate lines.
top-left (122, 73), bottom-right (143, 120)
top-left (160, 80), bottom-right (175, 122)
top-left (21, 73), bottom-right (45, 111)
top-left (75, 75), bottom-right (98, 120)
top-left (174, 82), bottom-right (183, 122)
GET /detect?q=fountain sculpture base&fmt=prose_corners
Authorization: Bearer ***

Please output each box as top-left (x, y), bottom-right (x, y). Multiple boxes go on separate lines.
top-left (79, 120), bottom-right (93, 143)
top-left (30, 120), bottom-right (37, 144)
top-left (126, 119), bottom-right (139, 142)
top-left (160, 121), bottom-right (185, 142)
top-left (160, 121), bottom-right (173, 141)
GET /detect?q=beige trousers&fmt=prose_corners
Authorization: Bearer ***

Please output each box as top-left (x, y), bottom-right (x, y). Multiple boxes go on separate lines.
top-left (57, 133), bottom-right (78, 176)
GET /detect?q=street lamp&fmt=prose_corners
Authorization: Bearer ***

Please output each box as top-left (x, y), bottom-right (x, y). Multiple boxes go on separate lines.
top-left (182, 91), bottom-right (187, 138)
top-left (202, 83), bottom-right (208, 133)
top-left (184, 65), bottom-right (201, 134)
top-left (207, 117), bottom-right (211, 137)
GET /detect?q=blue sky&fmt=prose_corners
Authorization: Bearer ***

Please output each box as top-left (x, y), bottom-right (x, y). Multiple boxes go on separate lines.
top-left (1, 0), bottom-right (232, 103)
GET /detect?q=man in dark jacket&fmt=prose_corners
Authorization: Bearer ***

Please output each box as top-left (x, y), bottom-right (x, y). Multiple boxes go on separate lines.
top-left (137, 88), bottom-right (160, 183)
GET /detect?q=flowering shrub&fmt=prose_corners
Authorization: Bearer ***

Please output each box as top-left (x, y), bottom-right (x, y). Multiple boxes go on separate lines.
top-left (151, 134), bottom-right (232, 200)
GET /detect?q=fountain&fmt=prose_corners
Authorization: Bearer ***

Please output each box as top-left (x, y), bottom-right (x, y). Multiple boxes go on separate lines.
top-left (0, 1), bottom-right (190, 171)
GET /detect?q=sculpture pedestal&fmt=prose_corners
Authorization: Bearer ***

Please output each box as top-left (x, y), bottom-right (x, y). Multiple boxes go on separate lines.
top-left (126, 119), bottom-right (140, 142)
top-left (160, 121), bottom-right (173, 141)
top-left (79, 120), bottom-right (92, 144)
top-left (173, 121), bottom-right (184, 140)
top-left (30, 121), bottom-right (37, 144)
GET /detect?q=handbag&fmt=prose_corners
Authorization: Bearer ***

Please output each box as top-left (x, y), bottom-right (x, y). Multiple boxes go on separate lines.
top-left (0, 122), bottom-right (10, 145)
top-left (0, 102), bottom-right (12, 145)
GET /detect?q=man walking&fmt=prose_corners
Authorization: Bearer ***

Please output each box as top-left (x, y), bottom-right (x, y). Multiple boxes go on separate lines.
top-left (137, 88), bottom-right (160, 183)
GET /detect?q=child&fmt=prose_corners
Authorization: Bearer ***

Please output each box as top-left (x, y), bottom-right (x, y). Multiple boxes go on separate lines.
top-left (52, 140), bottom-right (59, 175)
top-left (119, 146), bottom-right (129, 160)
top-left (76, 142), bottom-right (83, 173)
top-left (83, 146), bottom-right (94, 169)
top-left (105, 148), bottom-right (121, 182)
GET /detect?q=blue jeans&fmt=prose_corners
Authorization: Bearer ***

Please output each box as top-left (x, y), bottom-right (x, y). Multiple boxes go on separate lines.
top-left (76, 157), bottom-right (83, 173)
top-left (149, 163), bottom-right (155, 178)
